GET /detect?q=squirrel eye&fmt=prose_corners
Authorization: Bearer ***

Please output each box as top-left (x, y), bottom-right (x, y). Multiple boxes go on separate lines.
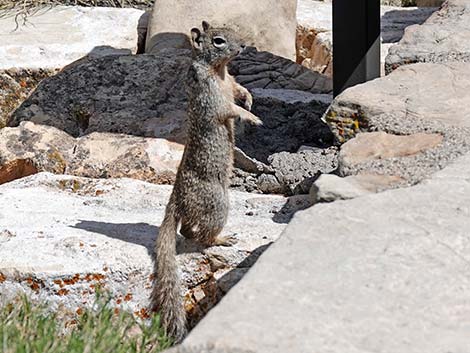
top-left (213, 36), bottom-right (227, 47)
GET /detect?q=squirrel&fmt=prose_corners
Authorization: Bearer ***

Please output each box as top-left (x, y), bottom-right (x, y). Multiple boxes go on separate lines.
top-left (151, 21), bottom-right (263, 342)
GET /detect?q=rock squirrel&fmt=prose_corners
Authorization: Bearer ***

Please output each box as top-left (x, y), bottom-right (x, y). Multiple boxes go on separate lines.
top-left (151, 21), bottom-right (262, 342)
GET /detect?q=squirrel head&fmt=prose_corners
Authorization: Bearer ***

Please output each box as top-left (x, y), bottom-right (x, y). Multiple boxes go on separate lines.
top-left (190, 21), bottom-right (246, 66)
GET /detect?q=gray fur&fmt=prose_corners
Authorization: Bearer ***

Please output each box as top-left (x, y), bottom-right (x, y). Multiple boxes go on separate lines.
top-left (151, 21), bottom-right (262, 342)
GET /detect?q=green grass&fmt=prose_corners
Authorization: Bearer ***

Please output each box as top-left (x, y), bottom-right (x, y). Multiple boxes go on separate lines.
top-left (0, 0), bottom-right (155, 11)
top-left (0, 295), bottom-right (172, 353)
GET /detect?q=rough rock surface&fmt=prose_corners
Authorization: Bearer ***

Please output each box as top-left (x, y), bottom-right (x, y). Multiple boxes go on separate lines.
top-left (325, 62), bottom-right (470, 185)
top-left (237, 89), bottom-right (333, 162)
top-left (11, 50), bottom-right (332, 139)
top-left (230, 48), bottom-right (332, 93)
top-left (267, 147), bottom-right (338, 195)
top-left (339, 131), bottom-right (443, 167)
top-left (296, 1), bottom-right (436, 76)
top-left (9, 51), bottom-right (190, 140)
top-left (145, 0), bottom-right (297, 61)
top-left (0, 6), bottom-right (145, 70)
top-left (8, 49), bottom-right (333, 193)
top-left (386, 0), bottom-right (470, 73)
top-left (0, 122), bottom-right (184, 185)
top-left (0, 68), bottom-right (56, 128)
top-left (0, 173), bottom-right (302, 328)
top-left (310, 173), bottom-right (403, 202)
top-left (175, 152), bottom-right (470, 353)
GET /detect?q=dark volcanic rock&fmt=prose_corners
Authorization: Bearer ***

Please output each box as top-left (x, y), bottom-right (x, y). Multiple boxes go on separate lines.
top-left (268, 147), bottom-right (338, 195)
top-left (229, 48), bottom-right (333, 94)
top-left (9, 50), bottom-right (191, 141)
top-left (236, 89), bottom-right (334, 163)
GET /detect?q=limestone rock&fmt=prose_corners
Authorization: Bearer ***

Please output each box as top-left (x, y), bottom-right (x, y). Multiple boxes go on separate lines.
top-left (325, 62), bottom-right (470, 140)
top-left (0, 122), bottom-right (184, 186)
top-left (178, 152), bottom-right (470, 353)
top-left (0, 6), bottom-right (146, 70)
top-left (0, 172), bottom-right (297, 329)
top-left (145, 0), bottom-right (297, 60)
top-left (0, 122), bottom-right (75, 184)
top-left (324, 62), bottom-right (470, 184)
top-left (69, 133), bottom-right (184, 184)
top-left (339, 132), bottom-right (443, 167)
top-left (310, 173), bottom-right (403, 202)
top-left (386, 0), bottom-right (470, 73)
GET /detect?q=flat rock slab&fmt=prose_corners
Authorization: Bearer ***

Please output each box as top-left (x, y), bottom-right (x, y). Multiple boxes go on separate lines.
top-left (0, 173), bottom-right (299, 326)
top-left (325, 62), bottom-right (470, 185)
top-left (310, 173), bottom-right (403, 202)
top-left (339, 131), bottom-right (443, 167)
top-left (0, 6), bottom-right (145, 70)
top-left (386, 0), bottom-right (470, 73)
top-left (175, 152), bottom-right (470, 353)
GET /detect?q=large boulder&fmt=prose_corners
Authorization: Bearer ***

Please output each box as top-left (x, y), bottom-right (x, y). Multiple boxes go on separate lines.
top-left (145, 0), bottom-right (297, 61)
top-left (9, 51), bottom-right (190, 140)
top-left (386, 0), bottom-right (470, 73)
top-left (324, 62), bottom-right (470, 185)
top-left (0, 172), bottom-right (303, 329)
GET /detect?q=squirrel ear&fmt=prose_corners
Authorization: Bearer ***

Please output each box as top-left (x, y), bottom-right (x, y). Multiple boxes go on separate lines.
top-left (190, 27), bottom-right (202, 50)
top-left (202, 21), bottom-right (211, 32)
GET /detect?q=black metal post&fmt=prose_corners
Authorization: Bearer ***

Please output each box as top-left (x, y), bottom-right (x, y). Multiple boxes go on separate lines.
top-left (333, 0), bottom-right (381, 97)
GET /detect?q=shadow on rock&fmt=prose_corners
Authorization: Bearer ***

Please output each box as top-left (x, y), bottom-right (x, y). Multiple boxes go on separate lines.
top-left (381, 7), bottom-right (436, 43)
top-left (71, 220), bottom-right (158, 256)
top-left (186, 243), bottom-right (272, 330)
top-left (271, 194), bottom-right (314, 224)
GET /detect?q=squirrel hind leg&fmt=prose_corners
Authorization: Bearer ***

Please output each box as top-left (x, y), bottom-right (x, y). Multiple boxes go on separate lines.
top-left (185, 224), bottom-right (235, 247)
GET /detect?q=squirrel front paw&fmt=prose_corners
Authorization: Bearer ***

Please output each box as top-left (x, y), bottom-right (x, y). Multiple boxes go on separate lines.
top-left (242, 91), bottom-right (253, 111)
top-left (250, 115), bottom-right (263, 126)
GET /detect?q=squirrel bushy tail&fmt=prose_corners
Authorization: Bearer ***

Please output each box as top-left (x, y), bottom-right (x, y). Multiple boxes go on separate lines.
top-left (151, 200), bottom-right (187, 342)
